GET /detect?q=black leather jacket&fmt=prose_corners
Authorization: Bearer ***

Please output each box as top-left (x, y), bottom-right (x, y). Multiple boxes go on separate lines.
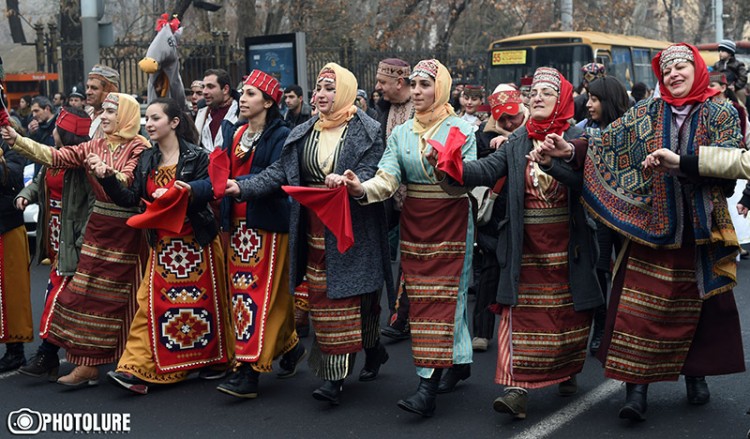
top-left (100, 139), bottom-right (218, 247)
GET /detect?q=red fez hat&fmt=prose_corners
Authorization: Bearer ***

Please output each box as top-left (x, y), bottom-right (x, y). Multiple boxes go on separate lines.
top-left (56, 108), bottom-right (92, 137)
top-left (488, 89), bottom-right (523, 120)
top-left (244, 69), bottom-right (283, 105)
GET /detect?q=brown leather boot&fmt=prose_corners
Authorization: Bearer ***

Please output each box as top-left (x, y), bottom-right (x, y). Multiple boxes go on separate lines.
top-left (57, 365), bottom-right (99, 387)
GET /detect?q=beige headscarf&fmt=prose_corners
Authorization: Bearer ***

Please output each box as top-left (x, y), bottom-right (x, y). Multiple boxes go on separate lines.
top-left (101, 93), bottom-right (149, 147)
top-left (314, 63), bottom-right (358, 131)
top-left (411, 59), bottom-right (456, 135)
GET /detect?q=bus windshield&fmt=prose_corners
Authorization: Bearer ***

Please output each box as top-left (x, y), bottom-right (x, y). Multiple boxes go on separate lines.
top-left (535, 45), bottom-right (593, 86)
top-left (487, 44), bottom-right (593, 89)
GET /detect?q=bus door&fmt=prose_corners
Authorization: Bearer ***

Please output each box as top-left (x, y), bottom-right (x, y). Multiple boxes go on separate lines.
top-left (596, 50), bottom-right (612, 78)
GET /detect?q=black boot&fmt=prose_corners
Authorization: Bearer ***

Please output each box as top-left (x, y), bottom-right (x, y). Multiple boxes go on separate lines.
top-left (0, 343), bottom-right (26, 373)
top-left (685, 376), bottom-right (710, 405)
top-left (359, 343), bottom-right (389, 382)
top-left (589, 305), bottom-right (606, 356)
top-left (217, 364), bottom-right (260, 399)
top-left (312, 379), bottom-right (344, 405)
top-left (277, 342), bottom-right (308, 379)
top-left (619, 383), bottom-right (648, 421)
top-left (437, 363), bottom-right (470, 393)
top-left (18, 350), bottom-right (60, 380)
top-left (397, 369), bottom-right (443, 417)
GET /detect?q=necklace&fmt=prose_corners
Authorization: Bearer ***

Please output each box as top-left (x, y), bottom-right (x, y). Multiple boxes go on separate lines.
top-left (240, 127), bottom-right (263, 152)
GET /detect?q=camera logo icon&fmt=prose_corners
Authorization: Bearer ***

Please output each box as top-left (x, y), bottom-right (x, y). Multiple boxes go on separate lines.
top-left (7, 409), bottom-right (43, 435)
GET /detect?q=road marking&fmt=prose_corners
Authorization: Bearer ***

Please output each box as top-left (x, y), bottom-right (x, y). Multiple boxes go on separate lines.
top-left (508, 379), bottom-right (622, 439)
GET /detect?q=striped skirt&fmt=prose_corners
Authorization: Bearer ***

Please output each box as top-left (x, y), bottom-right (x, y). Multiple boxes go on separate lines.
top-left (46, 201), bottom-right (144, 366)
top-left (400, 184), bottom-right (471, 369)
top-left (496, 207), bottom-right (591, 388)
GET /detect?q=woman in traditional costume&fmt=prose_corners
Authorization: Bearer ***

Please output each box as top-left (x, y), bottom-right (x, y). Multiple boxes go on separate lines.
top-left (15, 107), bottom-right (94, 379)
top-left (2, 93), bottom-right (150, 387)
top-left (209, 70), bottom-right (305, 399)
top-left (339, 59), bottom-right (476, 418)
top-left (537, 43), bottom-right (745, 422)
top-left (92, 97), bottom-right (231, 394)
top-left (433, 67), bottom-right (602, 420)
top-left (225, 63), bottom-right (392, 405)
top-left (0, 118), bottom-right (33, 373)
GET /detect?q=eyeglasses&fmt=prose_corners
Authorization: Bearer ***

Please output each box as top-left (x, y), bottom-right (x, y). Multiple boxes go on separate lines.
top-left (528, 90), bottom-right (559, 100)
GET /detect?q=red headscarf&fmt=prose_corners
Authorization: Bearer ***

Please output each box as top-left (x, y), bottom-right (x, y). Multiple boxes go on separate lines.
top-left (525, 68), bottom-right (575, 141)
top-left (652, 43), bottom-right (719, 107)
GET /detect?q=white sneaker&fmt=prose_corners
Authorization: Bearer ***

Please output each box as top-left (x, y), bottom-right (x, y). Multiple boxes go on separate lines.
top-left (471, 337), bottom-right (489, 352)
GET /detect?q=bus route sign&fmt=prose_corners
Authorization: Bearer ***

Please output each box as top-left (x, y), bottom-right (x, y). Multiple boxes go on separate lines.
top-left (492, 50), bottom-right (527, 65)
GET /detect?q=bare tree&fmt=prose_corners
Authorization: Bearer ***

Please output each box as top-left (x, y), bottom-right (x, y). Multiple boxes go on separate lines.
top-left (661, 0), bottom-right (676, 42)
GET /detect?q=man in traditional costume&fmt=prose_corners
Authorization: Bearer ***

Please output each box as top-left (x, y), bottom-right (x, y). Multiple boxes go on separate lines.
top-left (85, 64), bottom-right (120, 139)
top-left (374, 58), bottom-right (414, 342)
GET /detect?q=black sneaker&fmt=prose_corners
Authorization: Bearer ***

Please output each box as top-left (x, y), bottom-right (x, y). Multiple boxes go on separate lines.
top-left (277, 343), bottom-right (307, 379)
top-left (107, 371), bottom-right (149, 395)
top-left (19, 352), bottom-right (60, 381)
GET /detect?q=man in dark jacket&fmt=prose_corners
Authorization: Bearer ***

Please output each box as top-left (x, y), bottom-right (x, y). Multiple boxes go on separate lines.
top-left (713, 39), bottom-right (748, 104)
top-left (28, 96), bottom-right (57, 176)
top-left (283, 85), bottom-right (311, 129)
top-left (374, 58), bottom-right (413, 341)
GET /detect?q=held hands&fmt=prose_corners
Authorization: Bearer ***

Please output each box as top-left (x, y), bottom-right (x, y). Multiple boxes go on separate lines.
top-left (224, 179), bottom-right (240, 197)
top-left (325, 173), bottom-right (344, 189)
top-left (86, 153), bottom-right (114, 178)
top-left (1, 126), bottom-right (18, 147)
top-left (526, 133), bottom-right (571, 167)
top-left (340, 169), bottom-right (364, 198)
top-left (15, 197), bottom-right (28, 211)
top-left (642, 149), bottom-right (680, 171)
top-left (540, 133), bottom-right (572, 159)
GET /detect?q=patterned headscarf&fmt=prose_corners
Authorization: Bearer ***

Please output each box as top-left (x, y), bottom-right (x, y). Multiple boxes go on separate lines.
top-left (525, 67), bottom-right (575, 141)
top-left (101, 93), bottom-right (149, 146)
top-left (652, 43), bottom-right (718, 107)
top-left (411, 59), bottom-right (455, 135)
top-left (314, 63), bottom-right (358, 131)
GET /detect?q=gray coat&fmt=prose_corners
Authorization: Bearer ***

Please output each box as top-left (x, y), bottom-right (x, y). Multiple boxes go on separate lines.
top-left (236, 109), bottom-right (394, 300)
top-left (458, 126), bottom-right (602, 311)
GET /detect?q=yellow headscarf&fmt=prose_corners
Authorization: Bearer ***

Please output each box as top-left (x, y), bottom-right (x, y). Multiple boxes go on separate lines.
top-left (314, 63), bottom-right (358, 131)
top-left (102, 93), bottom-right (149, 147)
top-left (412, 59), bottom-right (456, 135)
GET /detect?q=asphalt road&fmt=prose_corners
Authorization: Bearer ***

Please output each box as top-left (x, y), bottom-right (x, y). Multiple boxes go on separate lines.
top-left (2, 255), bottom-right (750, 438)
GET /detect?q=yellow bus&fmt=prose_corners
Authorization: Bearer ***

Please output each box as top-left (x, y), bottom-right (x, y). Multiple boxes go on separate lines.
top-left (487, 31), bottom-right (672, 90)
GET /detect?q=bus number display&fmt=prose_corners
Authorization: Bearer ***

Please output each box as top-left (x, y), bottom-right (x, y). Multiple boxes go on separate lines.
top-left (492, 50), bottom-right (527, 65)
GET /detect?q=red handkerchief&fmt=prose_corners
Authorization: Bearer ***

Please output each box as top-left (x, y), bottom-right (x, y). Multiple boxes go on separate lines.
top-left (208, 148), bottom-right (231, 199)
top-left (282, 185), bottom-right (354, 253)
top-left (427, 126), bottom-right (467, 184)
top-left (126, 185), bottom-right (189, 234)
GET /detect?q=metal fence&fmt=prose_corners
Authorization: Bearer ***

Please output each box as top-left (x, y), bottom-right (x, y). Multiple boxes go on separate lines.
top-left (54, 36), bottom-right (487, 99)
